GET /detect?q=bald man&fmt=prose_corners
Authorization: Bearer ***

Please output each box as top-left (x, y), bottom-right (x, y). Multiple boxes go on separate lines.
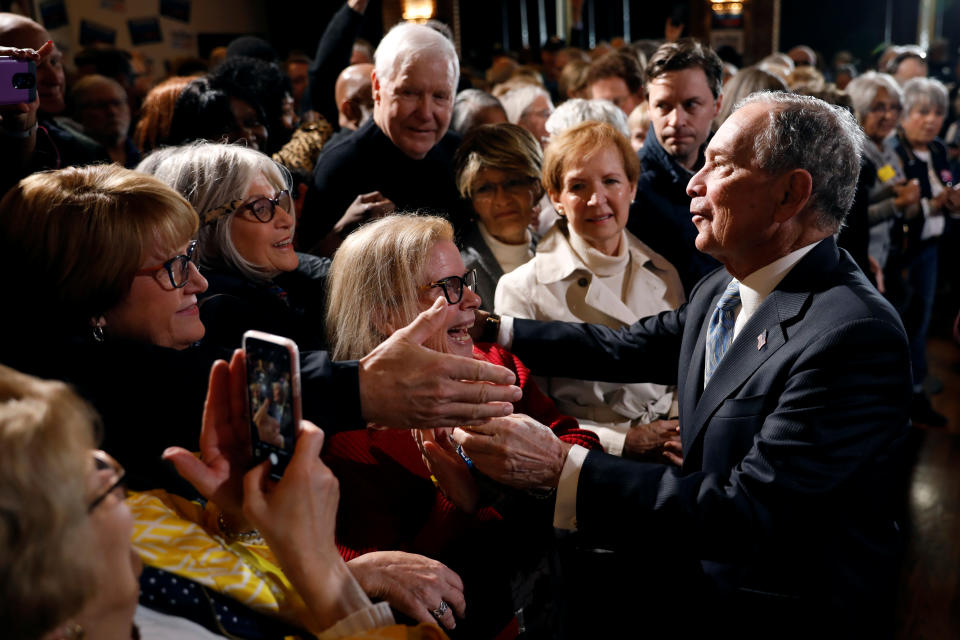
top-left (0, 13), bottom-right (108, 194)
top-left (335, 63), bottom-right (374, 131)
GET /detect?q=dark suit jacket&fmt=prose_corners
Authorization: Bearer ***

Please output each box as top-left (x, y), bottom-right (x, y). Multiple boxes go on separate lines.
top-left (510, 237), bottom-right (911, 629)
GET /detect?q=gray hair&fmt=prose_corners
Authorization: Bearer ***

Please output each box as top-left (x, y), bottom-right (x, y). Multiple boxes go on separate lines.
top-left (845, 72), bottom-right (902, 125)
top-left (137, 142), bottom-right (291, 282)
top-left (451, 89), bottom-right (505, 135)
top-left (737, 91), bottom-right (865, 230)
top-left (374, 22), bottom-right (459, 90)
top-left (901, 76), bottom-right (948, 116)
top-left (545, 98), bottom-right (630, 138)
top-left (499, 84), bottom-right (552, 125)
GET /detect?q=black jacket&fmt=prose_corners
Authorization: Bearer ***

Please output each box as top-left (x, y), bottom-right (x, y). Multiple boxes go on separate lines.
top-left (628, 129), bottom-right (720, 295)
top-left (299, 119), bottom-right (464, 252)
top-left (198, 253), bottom-right (331, 353)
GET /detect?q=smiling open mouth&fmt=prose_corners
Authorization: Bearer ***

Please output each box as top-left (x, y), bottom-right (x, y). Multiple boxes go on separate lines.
top-left (272, 239), bottom-right (292, 248)
top-left (447, 322), bottom-right (473, 344)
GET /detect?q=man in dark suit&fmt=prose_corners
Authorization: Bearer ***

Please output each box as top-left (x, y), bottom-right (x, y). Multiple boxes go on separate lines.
top-left (454, 93), bottom-right (912, 636)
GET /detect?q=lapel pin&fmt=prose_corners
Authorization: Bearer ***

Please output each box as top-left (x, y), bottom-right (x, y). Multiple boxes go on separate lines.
top-left (757, 329), bottom-right (767, 350)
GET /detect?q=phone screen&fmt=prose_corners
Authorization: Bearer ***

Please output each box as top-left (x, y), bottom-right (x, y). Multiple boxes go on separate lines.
top-left (244, 333), bottom-right (300, 478)
top-left (0, 58), bottom-right (37, 105)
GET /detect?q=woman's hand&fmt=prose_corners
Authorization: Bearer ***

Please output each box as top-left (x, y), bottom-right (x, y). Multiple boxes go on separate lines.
top-left (244, 423), bottom-right (374, 631)
top-left (415, 428), bottom-right (479, 513)
top-left (163, 349), bottom-right (251, 524)
top-left (347, 551), bottom-right (466, 630)
top-left (893, 179), bottom-right (920, 211)
top-left (623, 419), bottom-right (683, 466)
top-left (242, 421), bottom-right (339, 553)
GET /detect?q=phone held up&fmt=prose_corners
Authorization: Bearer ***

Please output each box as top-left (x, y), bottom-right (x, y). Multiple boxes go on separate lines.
top-left (0, 57), bottom-right (37, 105)
top-left (243, 330), bottom-right (302, 480)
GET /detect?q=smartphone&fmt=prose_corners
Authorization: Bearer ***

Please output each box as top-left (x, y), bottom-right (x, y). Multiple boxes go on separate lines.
top-left (242, 330), bottom-right (301, 480)
top-left (0, 57), bottom-right (37, 105)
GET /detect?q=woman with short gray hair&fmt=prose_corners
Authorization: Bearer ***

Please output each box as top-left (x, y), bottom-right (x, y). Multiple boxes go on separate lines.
top-left (891, 76), bottom-right (959, 426)
top-left (846, 72), bottom-right (921, 278)
top-left (139, 142), bottom-right (331, 352)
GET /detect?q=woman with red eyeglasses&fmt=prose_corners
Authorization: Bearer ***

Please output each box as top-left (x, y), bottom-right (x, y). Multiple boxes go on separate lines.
top-left (138, 142), bottom-right (332, 353)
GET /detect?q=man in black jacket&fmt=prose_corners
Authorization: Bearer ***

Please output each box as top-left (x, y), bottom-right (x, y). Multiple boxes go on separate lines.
top-left (298, 21), bottom-right (463, 253)
top-left (629, 39), bottom-right (723, 294)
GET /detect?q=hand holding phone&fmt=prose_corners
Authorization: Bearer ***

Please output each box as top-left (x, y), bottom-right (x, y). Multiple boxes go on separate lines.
top-left (243, 331), bottom-right (302, 479)
top-left (0, 57), bottom-right (36, 106)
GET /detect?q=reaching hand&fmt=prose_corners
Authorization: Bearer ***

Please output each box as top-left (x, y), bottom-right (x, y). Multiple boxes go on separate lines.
top-left (415, 428), bottom-right (479, 513)
top-left (347, 551), bottom-right (466, 630)
top-left (334, 191), bottom-right (396, 237)
top-left (163, 350), bottom-right (251, 522)
top-left (623, 419), bottom-right (683, 466)
top-left (0, 41), bottom-right (53, 134)
top-left (358, 297), bottom-right (521, 428)
top-left (453, 413), bottom-right (570, 490)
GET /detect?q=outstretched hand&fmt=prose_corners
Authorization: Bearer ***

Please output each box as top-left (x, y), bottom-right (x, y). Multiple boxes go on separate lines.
top-left (163, 349), bottom-right (251, 522)
top-left (359, 297), bottom-right (521, 428)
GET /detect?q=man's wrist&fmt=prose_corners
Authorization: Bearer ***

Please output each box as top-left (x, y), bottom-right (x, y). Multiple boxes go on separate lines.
top-left (478, 312), bottom-right (501, 344)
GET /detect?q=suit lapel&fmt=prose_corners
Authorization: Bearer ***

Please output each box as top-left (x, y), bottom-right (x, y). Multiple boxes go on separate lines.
top-left (681, 238), bottom-right (839, 454)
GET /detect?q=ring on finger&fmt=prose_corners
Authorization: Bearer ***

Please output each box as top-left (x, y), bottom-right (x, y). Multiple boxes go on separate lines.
top-left (431, 600), bottom-right (449, 619)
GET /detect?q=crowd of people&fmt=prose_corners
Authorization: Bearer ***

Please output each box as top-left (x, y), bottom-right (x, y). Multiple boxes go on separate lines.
top-left (0, 1), bottom-right (958, 638)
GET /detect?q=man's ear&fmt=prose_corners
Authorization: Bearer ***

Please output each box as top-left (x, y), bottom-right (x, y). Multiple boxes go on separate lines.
top-left (712, 93), bottom-right (723, 119)
top-left (341, 99), bottom-right (361, 127)
top-left (371, 70), bottom-right (381, 105)
top-left (774, 168), bottom-right (813, 222)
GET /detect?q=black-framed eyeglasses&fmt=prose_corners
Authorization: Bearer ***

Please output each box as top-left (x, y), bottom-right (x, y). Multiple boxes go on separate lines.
top-left (88, 450), bottom-right (127, 513)
top-left (419, 269), bottom-right (478, 305)
top-left (134, 240), bottom-right (197, 289)
top-left (206, 190), bottom-right (293, 225)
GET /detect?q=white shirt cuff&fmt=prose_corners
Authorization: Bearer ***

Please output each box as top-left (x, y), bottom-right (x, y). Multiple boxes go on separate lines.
top-left (498, 315), bottom-right (514, 349)
top-left (553, 444), bottom-right (588, 530)
top-left (316, 602), bottom-right (395, 639)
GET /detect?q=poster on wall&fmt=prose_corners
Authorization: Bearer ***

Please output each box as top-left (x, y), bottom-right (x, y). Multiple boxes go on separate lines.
top-left (128, 17), bottom-right (162, 45)
top-left (170, 29), bottom-right (194, 51)
top-left (79, 19), bottom-right (116, 46)
top-left (38, 0), bottom-right (68, 30)
top-left (160, 0), bottom-right (191, 23)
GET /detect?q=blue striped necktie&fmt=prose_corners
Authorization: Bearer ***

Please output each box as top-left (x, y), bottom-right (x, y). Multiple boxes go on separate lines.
top-left (705, 279), bottom-right (741, 384)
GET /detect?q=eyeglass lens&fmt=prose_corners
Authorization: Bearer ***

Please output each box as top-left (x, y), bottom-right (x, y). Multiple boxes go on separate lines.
top-left (248, 190), bottom-right (292, 222)
top-left (167, 241), bottom-right (197, 288)
top-left (440, 270), bottom-right (478, 304)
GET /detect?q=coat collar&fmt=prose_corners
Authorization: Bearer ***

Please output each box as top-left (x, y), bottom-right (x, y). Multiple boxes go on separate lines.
top-left (680, 237), bottom-right (841, 457)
